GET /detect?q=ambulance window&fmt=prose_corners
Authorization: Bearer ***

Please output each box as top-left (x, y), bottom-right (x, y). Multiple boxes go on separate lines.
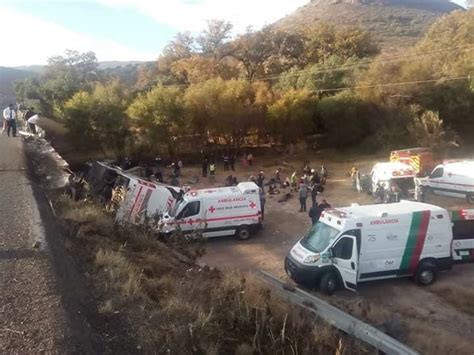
top-left (430, 168), bottom-right (444, 179)
top-left (333, 237), bottom-right (353, 260)
top-left (453, 220), bottom-right (474, 240)
top-left (178, 201), bottom-right (200, 219)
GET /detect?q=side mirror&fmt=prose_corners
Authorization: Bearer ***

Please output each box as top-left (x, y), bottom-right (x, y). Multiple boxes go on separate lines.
top-left (328, 247), bottom-right (334, 259)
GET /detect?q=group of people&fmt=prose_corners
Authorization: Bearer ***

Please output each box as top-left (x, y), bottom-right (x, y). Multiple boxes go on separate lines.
top-left (202, 151), bottom-right (254, 182)
top-left (2, 104), bottom-right (39, 138)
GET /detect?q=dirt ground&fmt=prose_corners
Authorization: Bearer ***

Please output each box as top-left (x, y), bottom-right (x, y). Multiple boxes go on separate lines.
top-left (174, 151), bottom-right (474, 354)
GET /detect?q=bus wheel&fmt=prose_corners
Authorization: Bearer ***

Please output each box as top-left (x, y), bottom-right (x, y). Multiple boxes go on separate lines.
top-left (319, 272), bottom-right (338, 295)
top-left (466, 194), bottom-right (474, 204)
top-left (416, 262), bottom-right (437, 286)
top-left (236, 226), bottom-right (251, 240)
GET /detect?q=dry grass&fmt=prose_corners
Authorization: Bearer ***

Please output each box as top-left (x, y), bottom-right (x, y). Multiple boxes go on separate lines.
top-left (429, 285), bottom-right (474, 316)
top-left (55, 195), bottom-right (372, 354)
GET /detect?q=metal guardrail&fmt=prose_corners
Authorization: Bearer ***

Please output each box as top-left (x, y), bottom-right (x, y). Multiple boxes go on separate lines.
top-left (258, 270), bottom-right (419, 355)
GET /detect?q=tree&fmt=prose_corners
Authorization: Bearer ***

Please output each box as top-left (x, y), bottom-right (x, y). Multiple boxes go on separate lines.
top-left (183, 78), bottom-right (260, 147)
top-left (171, 55), bottom-right (239, 84)
top-left (267, 89), bottom-right (317, 144)
top-left (232, 27), bottom-right (277, 81)
top-left (63, 81), bottom-right (129, 156)
top-left (127, 85), bottom-right (185, 155)
top-left (197, 20), bottom-right (233, 60)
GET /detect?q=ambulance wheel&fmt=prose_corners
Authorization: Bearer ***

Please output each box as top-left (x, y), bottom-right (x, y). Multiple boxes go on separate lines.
top-left (319, 272), bottom-right (338, 295)
top-left (416, 262), bottom-right (437, 286)
top-left (236, 226), bottom-right (251, 240)
top-left (466, 194), bottom-right (474, 204)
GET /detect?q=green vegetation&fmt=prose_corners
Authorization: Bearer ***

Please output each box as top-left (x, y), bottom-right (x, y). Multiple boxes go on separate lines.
top-left (14, 10), bottom-right (474, 157)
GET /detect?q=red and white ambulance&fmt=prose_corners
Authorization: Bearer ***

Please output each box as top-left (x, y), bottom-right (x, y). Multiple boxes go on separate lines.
top-left (285, 201), bottom-right (474, 294)
top-left (159, 182), bottom-right (262, 240)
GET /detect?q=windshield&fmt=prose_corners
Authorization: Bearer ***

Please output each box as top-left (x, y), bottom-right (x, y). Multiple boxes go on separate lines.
top-left (168, 199), bottom-right (184, 217)
top-left (300, 222), bottom-right (340, 253)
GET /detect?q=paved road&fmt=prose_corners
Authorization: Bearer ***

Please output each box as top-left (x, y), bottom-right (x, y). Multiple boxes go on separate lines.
top-left (0, 135), bottom-right (69, 352)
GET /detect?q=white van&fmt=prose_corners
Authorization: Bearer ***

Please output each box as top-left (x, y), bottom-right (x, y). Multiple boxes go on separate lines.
top-left (366, 162), bottom-right (416, 199)
top-left (417, 160), bottom-right (474, 204)
top-left (159, 182), bottom-right (262, 240)
top-left (451, 209), bottom-right (474, 262)
top-left (285, 201), bottom-right (456, 294)
top-left (115, 175), bottom-right (181, 225)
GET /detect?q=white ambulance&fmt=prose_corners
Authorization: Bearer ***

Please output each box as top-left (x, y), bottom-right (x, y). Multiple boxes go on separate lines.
top-left (417, 160), bottom-right (474, 204)
top-left (159, 182), bottom-right (262, 240)
top-left (367, 162), bottom-right (417, 199)
top-left (285, 201), bottom-right (463, 294)
top-left (115, 175), bottom-right (181, 225)
top-left (451, 209), bottom-right (474, 262)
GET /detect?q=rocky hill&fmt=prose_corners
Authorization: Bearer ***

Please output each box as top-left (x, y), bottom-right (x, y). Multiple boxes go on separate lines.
top-left (276, 0), bottom-right (464, 52)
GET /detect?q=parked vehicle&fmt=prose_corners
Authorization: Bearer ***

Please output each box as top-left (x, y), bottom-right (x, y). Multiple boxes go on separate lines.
top-left (451, 209), bottom-right (474, 262)
top-left (360, 162), bottom-right (416, 202)
top-left (417, 160), bottom-right (474, 204)
top-left (285, 201), bottom-right (474, 294)
top-left (390, 147), bottom-right (438, 176)
top-left (159, 182), bottom-right (262, 240)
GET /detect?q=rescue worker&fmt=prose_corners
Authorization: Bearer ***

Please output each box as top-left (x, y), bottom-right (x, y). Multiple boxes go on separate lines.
top-left (387, 184), bottom-right (401, 203)
top-left (299, 182), bottom-right (309, 212)
top-left (350, 166), bottom-right (358, 190)
top-left (209, 162), bottom-right (216, 183)
top-left (310, 173), bottom-right (320, 207)
top-left (290, 171), bottom-right (297, 192)
top-left (303, 161), bottom-right (311, 175)
top-left (275, 168), bottom-right (282, 186)
top-left (321, 164), bottom-right (328, 185)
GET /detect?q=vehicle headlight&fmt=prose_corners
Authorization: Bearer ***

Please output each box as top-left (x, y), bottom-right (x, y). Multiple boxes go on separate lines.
top-left (303, 254), bottom-right (320, 264)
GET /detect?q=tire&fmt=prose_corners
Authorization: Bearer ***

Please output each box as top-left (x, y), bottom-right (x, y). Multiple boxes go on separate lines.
top-left (236, 226), bottom-right (251, 240)
top-left (466, 194), bottom-right (474, 204)
top-left (319, 272), bottom-right (339, 295)
top-left (416, 262), bottom-right (437, 286)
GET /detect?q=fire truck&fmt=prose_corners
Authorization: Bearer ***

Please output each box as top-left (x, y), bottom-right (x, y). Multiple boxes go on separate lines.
top-left (390, 147), bottom-right (439, 177)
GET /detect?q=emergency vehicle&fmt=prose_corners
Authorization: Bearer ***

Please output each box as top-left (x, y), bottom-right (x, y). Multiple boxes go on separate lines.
top-left (390, 147), bottom-right (438, 176)
top-left (365, 162), bottom-right (416, 200)
top-left (159, 182), bottom-right (262, 239)
top-left (451, 209), bottom-right (474, 262)
top-left (417, 160), bottom-right (474, 204)
top-left (285, 201), bottom-right (474, 294)
top-left (115, 174), bottom-right (181, 225)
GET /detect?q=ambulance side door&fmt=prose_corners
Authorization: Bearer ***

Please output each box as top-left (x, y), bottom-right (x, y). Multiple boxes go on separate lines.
top-left (331, 231), bottom-right (360, 291)
top-left (176, 200), bottom-right (202, 232)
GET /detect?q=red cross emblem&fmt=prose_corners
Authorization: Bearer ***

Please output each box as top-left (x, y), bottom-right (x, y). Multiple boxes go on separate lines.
top-left (208, 206), bottom-right (216, 213)
top-left (249, 201), bottom-right (256, 209)
top-left (188, 219), bottom-right (194, 225)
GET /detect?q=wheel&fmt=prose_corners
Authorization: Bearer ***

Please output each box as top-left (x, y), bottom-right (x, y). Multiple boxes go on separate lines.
top-left (466, 194), bottom-right (474, 204)
top-left (416, 262), bottom-right (437, 286)
top-left (236, 226), bottom-right (251, 240)
top-left (319, 272), bottom-right (339, 295)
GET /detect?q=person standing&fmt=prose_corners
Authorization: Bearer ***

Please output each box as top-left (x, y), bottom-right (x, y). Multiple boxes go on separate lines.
top-left (229, 154), bottom-right (235, 172)
top-left (247, 152), bottom-right (253, 166)
top-left (290, 171), bottom-right (297, 192)
top-left (256, 171), bottom-right (265, 190)
top-left (259, 188), bottom-right (266, 221)
top-left (308, 204), bottom-right (321, 225)
top-left (202, 155), bottom-right (209, 177)
top-left (223, 153), bottom-right (229, 171)
top-left (299, 182), bottom-right (308, 212)
top-left (3, 104), bottom-right (17, 137)
top-left (209, 162), bottom-right (216, 183)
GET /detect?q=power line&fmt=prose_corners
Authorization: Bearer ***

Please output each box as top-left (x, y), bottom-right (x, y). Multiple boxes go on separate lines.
top-left (253, 44), bottom-right (474, 81)
top-left (310, 75), bottom-right (471, 93)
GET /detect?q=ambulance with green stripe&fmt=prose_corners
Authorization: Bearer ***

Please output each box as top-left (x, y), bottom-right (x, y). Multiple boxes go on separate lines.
top-left (285, 201), bottom-right (474, 294)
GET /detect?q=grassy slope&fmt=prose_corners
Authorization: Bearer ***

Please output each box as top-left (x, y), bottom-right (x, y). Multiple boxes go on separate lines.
top-left (276, 0), bottom-right (463, 52)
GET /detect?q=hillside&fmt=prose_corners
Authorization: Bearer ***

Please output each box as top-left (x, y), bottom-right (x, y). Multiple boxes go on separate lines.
top-left (0, 67), bottom-right (33, 108)
top-left (276, 0), bottom-right (464, 52)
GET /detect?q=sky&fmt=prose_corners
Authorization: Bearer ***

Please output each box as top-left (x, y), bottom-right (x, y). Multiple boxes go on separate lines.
top-left (0, 0), bottom-right (468, 67)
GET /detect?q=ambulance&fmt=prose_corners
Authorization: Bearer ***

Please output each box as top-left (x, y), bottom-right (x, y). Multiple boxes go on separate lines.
top-left (159, 182), bottom-right (262, 240)
top-left (285, 201), bottom-right (474, 294)
top-left (451, 209), bottom-right (474, 262)
top-left (417, 160), bottom-right (474, 204)
top-left (366, 162), bottom-right (417, 200)
top-left (115, 174), bottom-right (181, 225)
